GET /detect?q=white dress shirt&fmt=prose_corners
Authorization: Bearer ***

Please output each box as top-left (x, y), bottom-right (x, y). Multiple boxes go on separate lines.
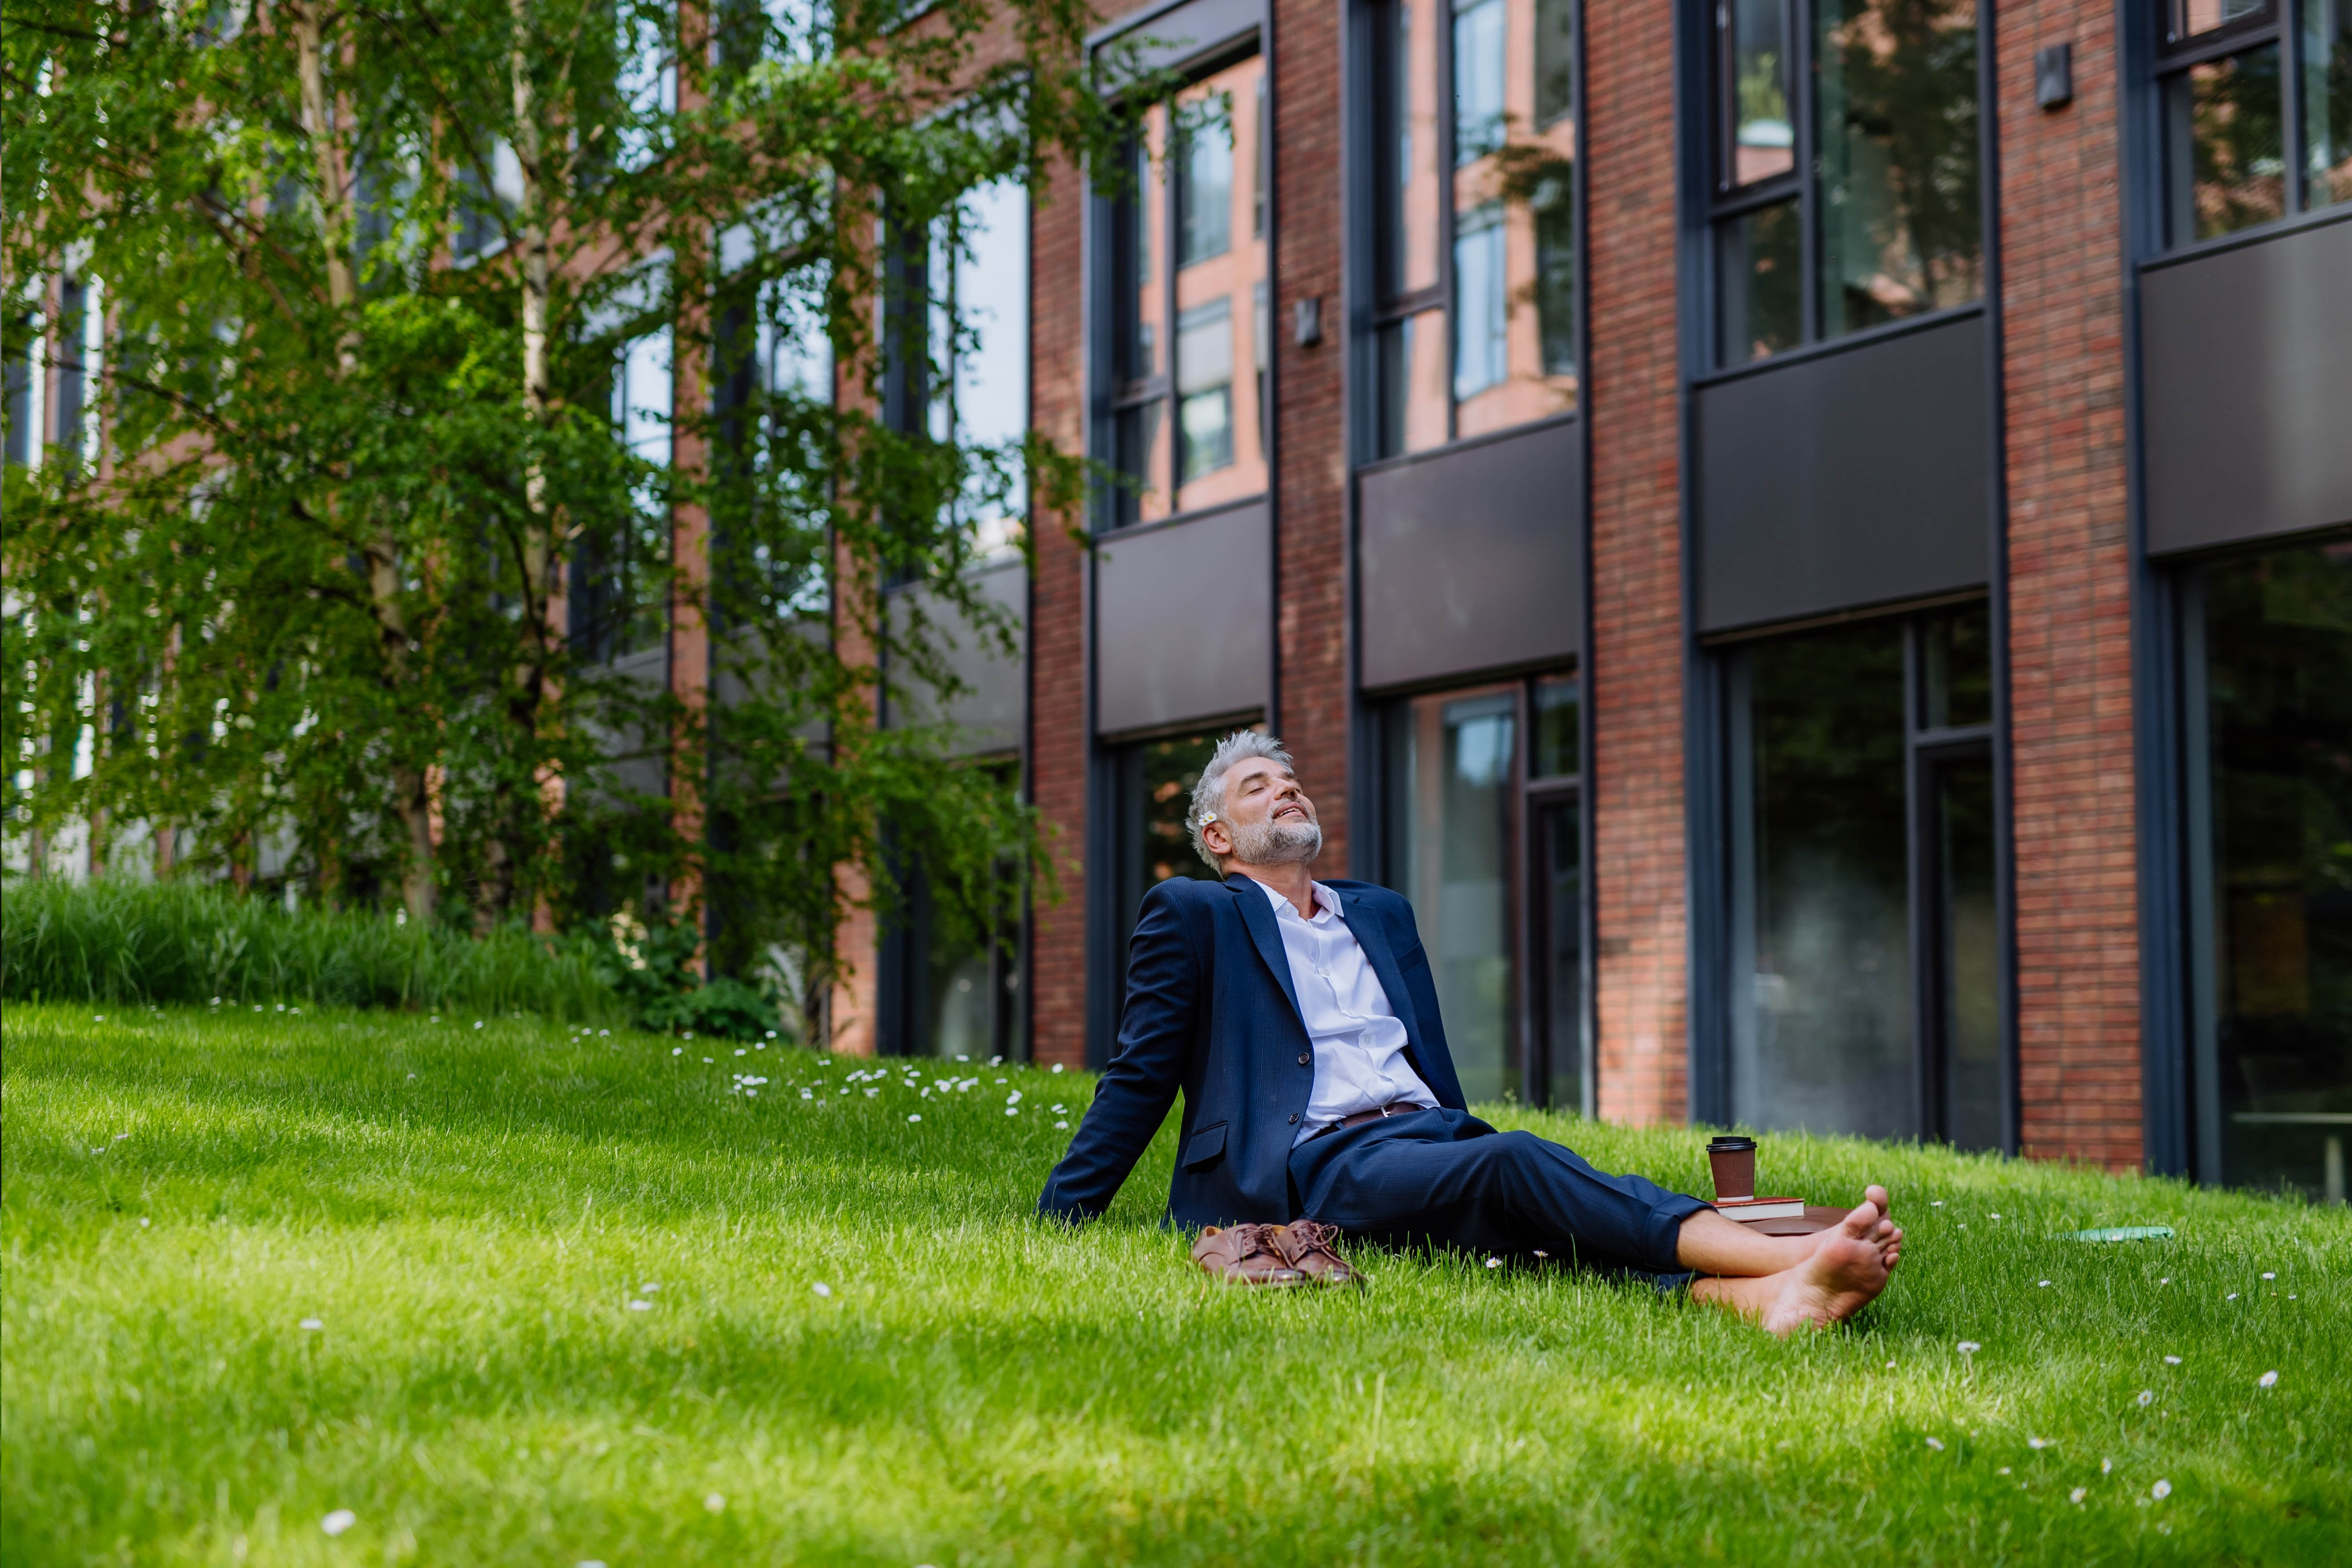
top-left (1250, 877), bottom-right (1439, 1145)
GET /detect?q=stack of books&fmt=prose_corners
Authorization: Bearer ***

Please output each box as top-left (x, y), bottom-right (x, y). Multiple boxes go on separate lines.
top-left (1711, 1195), bottom-right (1807, 1223)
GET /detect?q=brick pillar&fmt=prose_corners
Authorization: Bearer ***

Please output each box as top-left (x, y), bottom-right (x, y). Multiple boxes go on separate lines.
top-left (1269, 0), bottom-right (1351, 865)
top-left (1027, 149), bottom-right (1092, 1069)
top-left (1997, 4), bottom-right (2143, 1169)
top-left (1583, 0), bottom-right (1689, 1126)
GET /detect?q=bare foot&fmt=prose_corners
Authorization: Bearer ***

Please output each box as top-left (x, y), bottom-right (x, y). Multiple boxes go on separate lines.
top-left (1762, 1197), bottom-right (1894, 1335)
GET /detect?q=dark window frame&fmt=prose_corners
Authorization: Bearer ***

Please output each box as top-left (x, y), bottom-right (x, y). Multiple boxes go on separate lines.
top-left (1708, 602), bottom-right (2009, 1151)
top-left (2148, 0), bottom-right (2349, 253)
top-left (1357, 0), bottom-right (1584, 460)
top-left (1092, 30), bottom-right (1268, 532)
top-left (1701, 0), bottom-right (1987, 368)
top-left (1369, 667), bottom-right (1588, 1113)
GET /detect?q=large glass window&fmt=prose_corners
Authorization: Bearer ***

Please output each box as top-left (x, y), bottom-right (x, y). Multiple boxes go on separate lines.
top-left (929, 180), bottom-right (1031, 558)
top-left (1381, 672), bottom-right (1583, 1110)
top-left (1105, 51), bottom-right (1269, 527)
top-left (880, 772), bottom-right (1027, 1063)
top-left (2158, 1), bottom-right (2352, 249)
top-left (1708, 0), bottom-right (1983, 368)
top-left (1110, 726), bottom-right (1235, 999)
top-left (1725, 605), bottom-right (1998, 1145)
top-left (2183, 537), bottom-right (2352, 1203)
top-left (1368, 0), bottom-right (1580, 458)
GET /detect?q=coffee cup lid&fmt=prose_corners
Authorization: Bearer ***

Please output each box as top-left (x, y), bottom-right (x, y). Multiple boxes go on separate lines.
top-left (1707, 1135), bottom-right (1756, 1152)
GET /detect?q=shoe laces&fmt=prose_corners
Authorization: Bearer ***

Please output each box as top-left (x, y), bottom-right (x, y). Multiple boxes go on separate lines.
top-left (1272, 1219), bottom-right (1346, 1267)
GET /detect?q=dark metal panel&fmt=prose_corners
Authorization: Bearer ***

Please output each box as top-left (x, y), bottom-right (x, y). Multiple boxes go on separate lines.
top-left (1357, 419), bottom-right (1584, 690)
top-left (1694, 316), bottom-right (1989, 633)
top-left (1094, 500), bottom-right (1270, 734)
top-left (884, 560), bottom-right (1027, 754)
top-left (2142, 218), bottom-right (2352, 556)
top-left (1092, 0), bottom-right (1260, 74)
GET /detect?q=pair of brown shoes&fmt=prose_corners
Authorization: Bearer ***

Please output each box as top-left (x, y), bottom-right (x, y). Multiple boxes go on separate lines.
top-left (1190, 1219), bottom-right (1361, 1287)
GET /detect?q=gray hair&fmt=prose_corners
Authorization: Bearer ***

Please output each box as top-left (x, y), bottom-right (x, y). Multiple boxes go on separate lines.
top-left (1187, 730), bottom-right (1293, 872)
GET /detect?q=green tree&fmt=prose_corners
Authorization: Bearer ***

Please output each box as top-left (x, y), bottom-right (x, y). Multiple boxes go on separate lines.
top-left (3, 0), bottom-right (1127, 1019)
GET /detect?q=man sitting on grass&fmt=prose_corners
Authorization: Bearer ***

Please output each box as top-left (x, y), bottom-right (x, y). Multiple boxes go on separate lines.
top-left (1038, 732), bottom-right (1902, 1333)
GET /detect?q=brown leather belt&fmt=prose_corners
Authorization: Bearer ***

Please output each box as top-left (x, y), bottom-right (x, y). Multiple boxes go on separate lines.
top-left (1304, 1102), bottom-right (1429, 1142)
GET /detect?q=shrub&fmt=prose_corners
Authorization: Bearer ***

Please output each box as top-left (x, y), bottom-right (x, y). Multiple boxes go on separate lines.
top-left (0, 878), bottom-right (622, 1021)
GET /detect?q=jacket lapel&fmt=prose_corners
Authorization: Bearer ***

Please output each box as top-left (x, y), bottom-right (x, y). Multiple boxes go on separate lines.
top-left (1335, 886), bottom-right (1427, 1055)
top-left (1230, 878), bottom-right (1306, 1030)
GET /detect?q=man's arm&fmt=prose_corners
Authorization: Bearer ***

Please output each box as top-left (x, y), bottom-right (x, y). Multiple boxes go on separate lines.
top-left (1036, 882), bottom-right (1201, 1223)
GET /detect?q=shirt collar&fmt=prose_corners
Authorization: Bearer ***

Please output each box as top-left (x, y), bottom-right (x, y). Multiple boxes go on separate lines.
top-left (1247, 874), bottom-right (1338, 921)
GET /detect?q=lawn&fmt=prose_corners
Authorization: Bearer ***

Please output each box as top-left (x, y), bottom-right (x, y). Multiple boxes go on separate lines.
top-left (4, 1006), bottom-right (2345, 1565)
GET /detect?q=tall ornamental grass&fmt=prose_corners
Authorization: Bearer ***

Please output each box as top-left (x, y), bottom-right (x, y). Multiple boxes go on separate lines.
top-left (0, 878), bottom-right (621, 1020)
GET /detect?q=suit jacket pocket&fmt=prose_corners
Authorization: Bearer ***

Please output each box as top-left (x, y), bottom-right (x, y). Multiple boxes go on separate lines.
top-left (1180, 1120), bottom-right (1228, 1171)
top-left (1396, 941), bottom-right (1429, 974)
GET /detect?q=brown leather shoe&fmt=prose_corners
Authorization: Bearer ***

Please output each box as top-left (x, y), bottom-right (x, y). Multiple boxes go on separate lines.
top-left (1268, 1219), bottom-right (1363, 1287)
top-left (1191, 1224), bottom-right (1308, 1287)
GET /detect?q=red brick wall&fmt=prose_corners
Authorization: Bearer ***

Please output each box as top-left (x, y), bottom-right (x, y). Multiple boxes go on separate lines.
top-left (1996, 4), bottom-right (2143, 1169)
top-left (1027, 144), bottom-right (1093, 1069)
top-left (1583, 0), bottom-right (1690, 1127)
top-left (1270, 0), bottom-right (1352, 869)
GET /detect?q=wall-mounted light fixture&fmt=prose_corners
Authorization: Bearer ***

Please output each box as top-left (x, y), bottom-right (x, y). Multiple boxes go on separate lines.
top-left (2035, 43), bottom-right (2074, 112)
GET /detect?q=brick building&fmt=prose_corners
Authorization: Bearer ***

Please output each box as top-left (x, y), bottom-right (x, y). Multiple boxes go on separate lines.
top-left (12, 1), bottom-right (2342, 1199)
top-left (849, 0), bottom-right (2351, 1203)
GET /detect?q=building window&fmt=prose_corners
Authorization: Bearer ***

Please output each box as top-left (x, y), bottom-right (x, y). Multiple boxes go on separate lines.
top-left (1722, 605), bottom-right (1999, 1147)
top-left (1708, 0), bottom-right (1983, 368)
top-left (2182, 536), bottom-right (2352, 1203)
top-left (929, 181), bottom-right (1031, 558)
top-left (879, 768), bottom-right (1029, 1062)
top-left (1103, 49), bottom-right (1269, 527)
top-left (1380, 672), bottom-right (1583, 1110)
top-left (1367, 0), bottom-right (1581, 459)
top-left (2156, 0), bottom-right (2352, 250)
top-left (572, 325), bottom-right (676, 662)
top-left (1111, 726), bottom-right (1235, 977)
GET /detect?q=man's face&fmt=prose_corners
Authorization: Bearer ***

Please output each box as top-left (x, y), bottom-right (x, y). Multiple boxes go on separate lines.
top-left (1202, 757), bottom-right (1321, 867)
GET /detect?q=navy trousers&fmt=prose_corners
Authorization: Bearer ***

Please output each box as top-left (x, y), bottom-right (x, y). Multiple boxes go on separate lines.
top-left (1286, 1108), bottom-right (1709, 1280)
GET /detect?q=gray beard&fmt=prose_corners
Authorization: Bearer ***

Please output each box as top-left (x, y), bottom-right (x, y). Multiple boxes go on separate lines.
top-left (1229, 816), bottom-right (1322, 867)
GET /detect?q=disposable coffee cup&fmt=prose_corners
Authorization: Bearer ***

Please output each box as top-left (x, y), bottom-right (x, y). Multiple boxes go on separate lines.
top-left (1707, 1135), bottom-right (1758, 1202)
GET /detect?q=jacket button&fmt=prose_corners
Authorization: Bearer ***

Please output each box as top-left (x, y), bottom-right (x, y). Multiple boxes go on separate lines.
top-left (1297, 1052), bottom-right (1312, 1067)
top-left (1287, 1112), bottom-right (1300, 1124)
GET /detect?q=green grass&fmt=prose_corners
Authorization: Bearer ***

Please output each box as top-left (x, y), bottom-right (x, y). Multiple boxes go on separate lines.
top-left (1, 879), bottom-right (622, 1021)
top-left (4, 1006), bottom-right (2345, 1565)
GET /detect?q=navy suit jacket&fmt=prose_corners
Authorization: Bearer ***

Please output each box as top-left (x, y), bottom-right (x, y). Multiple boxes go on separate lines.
top-left (1037, 874), bottom-right (1469, 1228)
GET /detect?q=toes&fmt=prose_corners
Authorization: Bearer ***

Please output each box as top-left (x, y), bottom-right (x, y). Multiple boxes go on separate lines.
top-left (1866, 1183), bottom-right (1890, 1212)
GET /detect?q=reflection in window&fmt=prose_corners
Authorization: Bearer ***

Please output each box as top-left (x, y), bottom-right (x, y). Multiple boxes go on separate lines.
top-left (1113, 728), bottom-right (1232, 996)
top-left (1369, 0), bottom-right (1578, 457)
top-left (1177, 298), bottom-right (1235, 480)
top-left (1532, 674), bottom-right (1579, 777)
top-left (573, 327), bottom-right (675, 661)
top-left (2304, 0), bottom-right (2352, 208)
top-left (1102, 52), bottom-right (1267, 523)
top-left (1455, 0), bottom-right (1508, 164)
top-left (1386, 688), bottom-right (1519, 1103)
top-left (1453, 205), bottom-right (1508, 399)
top-left (2158, 0), bottom-right (2348, 246)
top-left (1178, 99), bottom-right (1236, 265)
top-left (1726, 609), bottom-right (1998, 1145)
top-left (2164, 45), bottom-right (2288, 244)
top-left (1813, 0), bottom-right (1983, 336)
top-left (1725, 0), bottom-right (1795, 186)
top-left (1717, 199), bottom-right (1802, 364)
top-left (1535, 0), bottom-right (1576, 125)
top-left (1729, 624), bottom-right (1914, 1138)
top-left (1709, 0), bottom-right (1980, 365)
top-left (2187, 538), bottom-right (2352, 1203)
top-left (929, 181), bottom-right (1030, 557)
